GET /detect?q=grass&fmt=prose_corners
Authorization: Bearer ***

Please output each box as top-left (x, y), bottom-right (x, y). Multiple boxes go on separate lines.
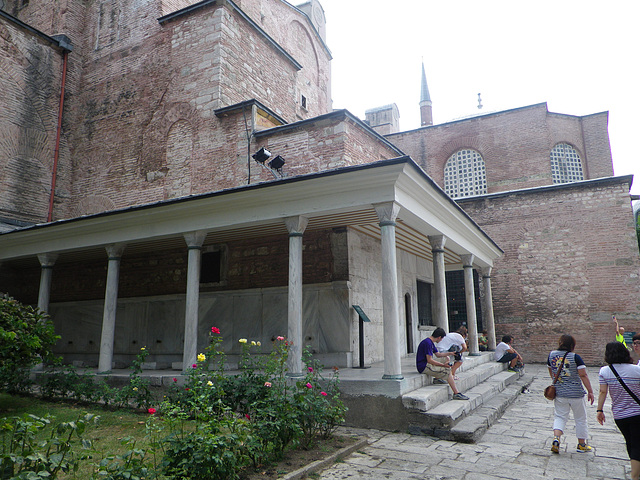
top-left (1, 393), bottom-right (155, 478)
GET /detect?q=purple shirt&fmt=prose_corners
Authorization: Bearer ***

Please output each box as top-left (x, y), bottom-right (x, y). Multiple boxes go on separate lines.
top-left (417, 337), bottom-right (438, 373)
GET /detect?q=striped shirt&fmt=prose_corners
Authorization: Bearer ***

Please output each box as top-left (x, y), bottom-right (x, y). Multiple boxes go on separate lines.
top-left (598, 363), bottom-right (640, 419)
top-left (547, 350), bottom-right (587, 398)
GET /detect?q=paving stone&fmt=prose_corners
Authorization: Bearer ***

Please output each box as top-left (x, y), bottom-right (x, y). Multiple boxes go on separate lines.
top-left (317, 365), bottom-right (632, 479)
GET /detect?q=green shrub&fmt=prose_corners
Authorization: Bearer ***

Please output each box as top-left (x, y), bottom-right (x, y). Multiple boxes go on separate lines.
top-left (0, 413), bottom-right (98, 479)
top-left (0, 294), bottom-right (60, 394)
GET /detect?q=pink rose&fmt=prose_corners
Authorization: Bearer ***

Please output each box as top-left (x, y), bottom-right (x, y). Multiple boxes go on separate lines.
top-left (308, 367), bottom-right (313, 372)
top-left (277, 336), bottom-right (285, 341)
top-left (320, 391), bottom-right (327, 396)
top-left (306, 383), bottom-right (313, 389)
top-left (211, 327), bottom-right (220, 334)
top-left (264, 382), bottom-right (272, 387)
top-left (192, 364), bottom-right (197, 368)
top-left (173, 378), bottom-right (177, 382)
top-left (148, 408), bottom-right (157, 414)
top-left (245, 414), bottom-right (250, 420)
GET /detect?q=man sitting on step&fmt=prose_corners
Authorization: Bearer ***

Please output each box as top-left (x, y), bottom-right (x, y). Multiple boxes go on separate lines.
top-left (437, 328), bottom-right (468, 381)
top-left (416, 327), bottom-right (469, 400)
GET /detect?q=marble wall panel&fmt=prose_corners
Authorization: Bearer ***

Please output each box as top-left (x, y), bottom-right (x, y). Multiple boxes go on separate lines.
top-left (316, 284), bottom-right (350, 353)
top-left (147, 299), bottom-right (184, 354)
top-left (47, 283), bottom-right (352, 367)
top-left (261, 289), bottom-right (288, 345)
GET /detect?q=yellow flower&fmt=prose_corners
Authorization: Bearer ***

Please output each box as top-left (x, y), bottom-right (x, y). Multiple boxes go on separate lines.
top-left (197, 353), bottom-right (206, 362)
top-left (239, 338), bottom-right (247, 344)
top-left (140, 347), bottom-right (146, 351)
top-left (133, 387), bottom-right (138, 391)
top-left (251, 341), bottom-right (257, 346)
top-left (257, 341), bottom-right (261, 346)
top-left (207, 381), bottom-right (213, 386)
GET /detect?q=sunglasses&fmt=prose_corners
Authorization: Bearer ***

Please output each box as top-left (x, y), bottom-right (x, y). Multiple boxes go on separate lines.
top-left (633, 341), bottom-right (640, 346)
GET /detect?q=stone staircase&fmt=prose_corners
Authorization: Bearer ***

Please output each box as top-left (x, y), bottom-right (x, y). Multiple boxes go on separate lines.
top-left (402, 353), bottom-right (534, 443)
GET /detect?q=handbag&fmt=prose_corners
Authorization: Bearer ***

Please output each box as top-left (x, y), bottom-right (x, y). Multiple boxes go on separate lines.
top-left (544, 351), bottom-right (569, 400)
top-left (609, 364), bottom-right (640, 406)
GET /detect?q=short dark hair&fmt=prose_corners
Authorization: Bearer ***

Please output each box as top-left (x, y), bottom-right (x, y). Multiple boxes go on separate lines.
top-left (558, 334), bottom-right (575, 352)
top-left (633, 333), bottom-right (640, 342)
top-left (432, 327), bottom-right (446, 339)
top-left (501, 335), bottom-right (512, 344)
top-left (604, 341), bottom-right (632, 365)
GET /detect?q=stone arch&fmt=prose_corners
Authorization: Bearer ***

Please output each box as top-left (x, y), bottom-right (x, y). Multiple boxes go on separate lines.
top-left (165, 119), bottom-right (194, 199)
top-left (550, 142), bottom-right (584, 184)
top-left (139, 102), bottom-right (199, 178)
top-left (287, 20), bottom-right (320, 85)
top-left (72, 195), bottom-right (117, 217)
top-left (443, 148), bottom-right (487, 198)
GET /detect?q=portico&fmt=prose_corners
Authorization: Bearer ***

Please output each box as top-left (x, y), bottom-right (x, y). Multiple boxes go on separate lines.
top-left (0, 158), bottom-right (502, 380)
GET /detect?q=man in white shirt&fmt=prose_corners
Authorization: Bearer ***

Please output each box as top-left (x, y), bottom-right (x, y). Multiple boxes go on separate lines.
top-left (494, 334), bottom-right (523, 371)
top-left (437, 330), bottom-right (468, 380)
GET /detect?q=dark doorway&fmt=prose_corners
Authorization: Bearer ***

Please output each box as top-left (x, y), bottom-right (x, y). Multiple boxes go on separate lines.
top-left (405, 293), bottom-right (414, 353)
top-left (445, 270), bottom-right (483, 333)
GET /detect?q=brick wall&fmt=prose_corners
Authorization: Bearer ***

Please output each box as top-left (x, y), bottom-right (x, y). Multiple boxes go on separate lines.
top-left (2, 227), bottom-right (348, 304)
top-left (458, 178), bottom-right (640, 364)
top-left (388, 103), bottom-right (614, 195)
top-left (0, 17), bottom-right (66, 224)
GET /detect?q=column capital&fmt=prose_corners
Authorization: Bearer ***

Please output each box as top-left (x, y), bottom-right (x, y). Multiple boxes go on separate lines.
top-left (284, 216), bottom-right (308, 235)
top-left (105, 243), bottom-right (126, 259)
top-left (184, 231), bottom-right (206, 249)
top-left (460, 254), bottom-right (475, 268)
top-left (373, 202), bottom-right (400, 225)
top-left (37, 253), bottom-right (58, 268)
top-left (481, 266), bottom-right (492, 278)
top-left (428, 235), bottom-right (447, 252)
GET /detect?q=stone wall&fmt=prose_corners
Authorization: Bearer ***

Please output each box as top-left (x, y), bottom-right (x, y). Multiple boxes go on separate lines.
top-left (457, 178), bottom-right (640, 364)
top-left (347, 228), bottom-right (437, 366)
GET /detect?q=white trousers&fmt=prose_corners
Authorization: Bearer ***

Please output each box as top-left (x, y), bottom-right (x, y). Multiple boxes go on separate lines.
top-left (553, 396), bottom-right (589, 440)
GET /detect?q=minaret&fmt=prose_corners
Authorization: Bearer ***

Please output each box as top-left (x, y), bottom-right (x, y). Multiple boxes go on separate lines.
top-left (420, 62), bottom-right (433, 127)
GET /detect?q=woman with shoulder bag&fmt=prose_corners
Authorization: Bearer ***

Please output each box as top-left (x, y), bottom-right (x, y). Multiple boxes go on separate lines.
top-left (547, 334), bottom-right (594, 454)
top-left (597, 341), bottom-right (640, 480)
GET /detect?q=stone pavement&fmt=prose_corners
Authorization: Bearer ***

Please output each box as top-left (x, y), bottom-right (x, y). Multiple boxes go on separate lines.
top-left (317, 363), bottom-right (632, 480)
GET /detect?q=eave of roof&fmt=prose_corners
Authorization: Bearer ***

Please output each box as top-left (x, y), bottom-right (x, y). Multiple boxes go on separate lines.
top-left (0, 157), bottom-right (502, 267)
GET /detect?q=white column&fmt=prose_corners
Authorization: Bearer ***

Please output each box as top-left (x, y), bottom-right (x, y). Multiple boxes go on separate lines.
top-left (461, 254), bottom-right (479, 355)
top-left (429, 235), bottom-right (449, 333)
top-left (183, 231), bottom-right (206, 371)
top-left (374, 202), bottom-right (403, 380)
top-left (37, 253), bottom-right (58, 313)
top-left (285, 216), bottom-right (308, 377)
top-left (98, 243), bottom-right (126, 373)
top-left (481, 266), bottom-right (497, 350)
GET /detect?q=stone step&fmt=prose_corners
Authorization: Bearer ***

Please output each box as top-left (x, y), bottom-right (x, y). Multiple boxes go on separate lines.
top-left (405, 369), bottom-right (534, 442)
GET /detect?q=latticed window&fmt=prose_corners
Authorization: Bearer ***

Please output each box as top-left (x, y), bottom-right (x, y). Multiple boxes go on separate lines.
top-left (550, 143), bottom-right (584, 184)
top-left (444, 149), bottom-right (487, 198)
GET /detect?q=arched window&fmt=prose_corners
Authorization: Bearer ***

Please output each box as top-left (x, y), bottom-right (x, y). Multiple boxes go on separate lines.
top-left (444, 149), bottom-right (487, 198)
top-left (550, 143), bottom-right (584, 184)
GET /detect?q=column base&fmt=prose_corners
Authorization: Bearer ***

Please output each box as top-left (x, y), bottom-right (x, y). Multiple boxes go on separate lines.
top-left (382, 374), bottom-right (404, 380)
top-left (286, 372), bottom-right (305, 378)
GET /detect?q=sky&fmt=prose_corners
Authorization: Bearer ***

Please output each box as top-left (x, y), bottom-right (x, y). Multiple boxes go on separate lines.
top-left (319, 0), bottom-right (639, 195)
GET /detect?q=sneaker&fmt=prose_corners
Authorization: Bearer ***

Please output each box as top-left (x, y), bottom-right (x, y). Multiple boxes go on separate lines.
top-left (452, 393), bottom-right (469, 400)
top-left (551, 439), bottom-right (560, 454)
top-left (508, 368), bottom-right (519, 373)
top-left (576, 443), bottom-right (592, 453)
top-left (433, 378), bottom-right (447, 384)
